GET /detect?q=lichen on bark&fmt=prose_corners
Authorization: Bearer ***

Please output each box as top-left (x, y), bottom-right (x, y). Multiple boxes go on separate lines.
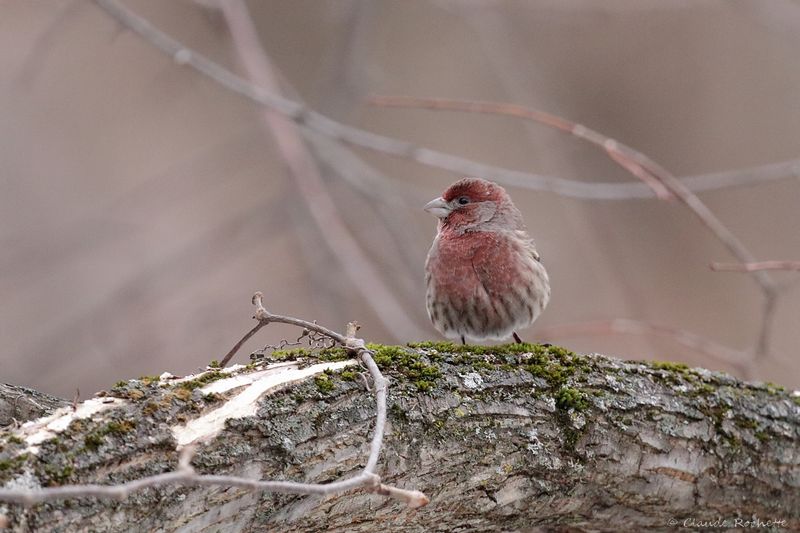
top-left (1, 344), bottom-right (798, 532)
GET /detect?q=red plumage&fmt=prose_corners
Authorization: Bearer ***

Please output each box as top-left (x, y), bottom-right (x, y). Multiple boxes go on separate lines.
top-left (424, 178), bottom-right (550, 343)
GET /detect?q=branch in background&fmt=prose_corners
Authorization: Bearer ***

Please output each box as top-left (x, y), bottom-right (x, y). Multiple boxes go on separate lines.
top-left (92, 0), bottom-right (800, 201)
top-left (368, 96), bottom-right (675, 200)
top-left (219, 0), bottom-right (424, 340)
top-left (367, 96), bottom-right (775, 287)
top-left (366, 95), bottom-right (779, 362)
top-left (88, 0), bottom-right (790, 372)
top-left (539, 319), bottom-right (750, 375)
top-left (711, 261), bottom-right (800, 273)
top-left (0, 293), bottom-right (430, 509)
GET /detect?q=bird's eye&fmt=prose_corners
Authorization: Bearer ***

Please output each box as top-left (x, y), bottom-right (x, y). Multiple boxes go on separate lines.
top-left (457, 196), bottom-right (470, 205)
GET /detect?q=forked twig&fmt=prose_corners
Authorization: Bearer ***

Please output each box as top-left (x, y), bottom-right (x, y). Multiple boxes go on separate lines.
top-left (366, 95), bottom-right (780, 365)
top-left (87, 0), bottom-right (791, 374)
top-left (0, 292), bottom-right (429, 509)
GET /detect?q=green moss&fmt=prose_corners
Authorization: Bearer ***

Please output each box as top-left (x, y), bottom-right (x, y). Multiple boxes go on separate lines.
top-left (649, 361), bottom-right (690, 373)
top-left (754, 431), bottom-right (769, 443)
top-left (314, 374), bottom-right (335, 393)
top-left (113, 380), bottom-right (128, 388)
top-left (317, 347), bottom-right (350, 361)
top-left (0, 453), bottom-right (29, 473)
top-left (178, 370), bottom-right (225, 391)
top-left (414, 380), bottom-right (434, 392)
top-left (407, 341), bottom-right (462, 352)
top-left (735, 417), bottom-right (758, 430)
top-left (44, 463), bottom-right (75, 485)
top-left (723, 434), bottom-right (742, 449)
top-left (339, 370), bottom-right (358, 382)
top-left (765, 382), bottom-right (785, 395)
top-left (367, 344), bottom-right (442, 391)
top-left (389, 403), bottom-right (408, 422)
top-left (555, 387), bottom-right (589, 412)
top-left (703, 404), bottom-right (731, 433)
top-left (792, 396), bottom-right (800, 407)
top-left (409, 341), bottom-right (574, 358)
top-left (412, 342), bottom-right (593, 412)
top-left (105, 420), bottom-right (136, 435)
top-left (83, 419), bottom-right (136, 451)
top-left (202, 392), bottom-right (224, 403)
top-left (270, 348), bottom-right (311, 360)
top-left (173, 388), bottom-right (193, 402)
top-left (472, 360), bottom-right (494, 371)
top-left (142, 401), bottom-right (160, 416)
top-left (208, 359), bottom-right (221, 369)
top-left (126, 389), bottom-right (145, 401)
top-left (267, 346), bottom-right (351, 362)
top-left (521, 347), bottom-right (586, 389)
top-left (693, 383), bottom-right (716, 396)
top-left (84, 433), bottom-right (104, 451)
top-left (138, 375), bottom-right (160, 386)
top-left (7, 435), bottom-right (23, 445)
top-left (642, 360), bottom-right (700, 387)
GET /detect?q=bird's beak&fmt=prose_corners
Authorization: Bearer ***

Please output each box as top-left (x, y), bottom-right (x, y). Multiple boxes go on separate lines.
top-left (424, 197), bottom-right (452, 219)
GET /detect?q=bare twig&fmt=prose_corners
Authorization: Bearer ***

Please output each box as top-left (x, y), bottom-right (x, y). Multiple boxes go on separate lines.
top-left (711, 261), bottom-right (800, 272)
top-left (369, 96), bottom-right (675, 200)
top-left (219, 0), bottom-right (422, 340)
top-left (71, 389), bottom-right (80, 412)
top-left (367, 97), bottom-right (775, 286)
top-left (754, 293), bottom-right (778, 362)
top-left (219, 321), bottom-right (265, 367)
top-left (538, 319), bottom-right (750, 373)
top-left (91, 0), bottom-right (799, 200)
top-left (366, 95), bottom-right (781, 366)
top-left (88, 0), bottom-right (789, 372)
top-left (0, 293), bottom-right (428, 508)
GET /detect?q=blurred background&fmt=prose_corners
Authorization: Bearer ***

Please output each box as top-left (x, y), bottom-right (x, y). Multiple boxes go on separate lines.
top-left (1, 0), bottom-right (799, 398)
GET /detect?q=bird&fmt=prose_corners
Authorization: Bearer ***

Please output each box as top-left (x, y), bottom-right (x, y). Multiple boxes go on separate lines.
top-left (424, 177), bottom-right (550, 345)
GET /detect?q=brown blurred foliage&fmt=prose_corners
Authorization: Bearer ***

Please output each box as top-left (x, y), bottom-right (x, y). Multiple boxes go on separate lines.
top-left (1, 0), bottom-right (799, 397)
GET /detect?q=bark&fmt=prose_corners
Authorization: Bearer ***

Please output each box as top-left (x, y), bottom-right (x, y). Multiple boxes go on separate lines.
top-left (0, 384), bottom-right (68, 428)
top-left (0, 345), bottom-right (798, 532)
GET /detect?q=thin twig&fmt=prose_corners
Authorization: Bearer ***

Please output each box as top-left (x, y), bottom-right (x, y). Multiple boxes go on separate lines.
top-left (367, 97), bottom-right (775, 288)
top-left (710, 261), bottom-right (800, 272)
top-left (219, 0), bottom-right (423, 340)
top-left (91, 0), bottom-right (800, 200)
top-left (366, 95), bottom-right (780, 365)
top-left (754, 293), bottom-right (778, 362)
top-left (71, 389), bottom-right (80, 412)
top-left (369, 96), bottom-right (675, 200)
top-left (0, 293), bottom-right (428, 509)
top-left (219, 321), bottom-right (265, 367)
top-left (89, 0), bottom-right (789, 371)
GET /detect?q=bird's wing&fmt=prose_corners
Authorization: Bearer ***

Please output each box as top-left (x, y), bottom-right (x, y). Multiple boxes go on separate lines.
top-left (514, 230), bottom-right (540, 262)
top-left (469, 234), bottom-right (514, 298)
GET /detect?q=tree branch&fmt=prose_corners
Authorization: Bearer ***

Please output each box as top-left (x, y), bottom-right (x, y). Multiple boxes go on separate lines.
top-left (91, 0), bottom-right (800, 200)
top-left (368, 96), bottom-right (675, 200)
top-left (218, 0), bottom-right (423, 340)
top-left (0, 292), bottom-right (429, 509)
top-left (711, 261), bottom-right (800, 272)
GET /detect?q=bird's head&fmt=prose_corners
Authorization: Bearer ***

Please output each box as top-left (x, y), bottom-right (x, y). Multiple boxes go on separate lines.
top-left (424, 178), bottom-right (520, 232)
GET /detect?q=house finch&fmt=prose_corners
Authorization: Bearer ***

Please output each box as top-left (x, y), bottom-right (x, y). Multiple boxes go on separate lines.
top-left (424, 178), bottom-right (550, 344)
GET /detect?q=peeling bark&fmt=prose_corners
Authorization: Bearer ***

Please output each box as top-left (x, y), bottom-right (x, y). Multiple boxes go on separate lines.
top-left (1, 346), bottom-right (798, 532)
